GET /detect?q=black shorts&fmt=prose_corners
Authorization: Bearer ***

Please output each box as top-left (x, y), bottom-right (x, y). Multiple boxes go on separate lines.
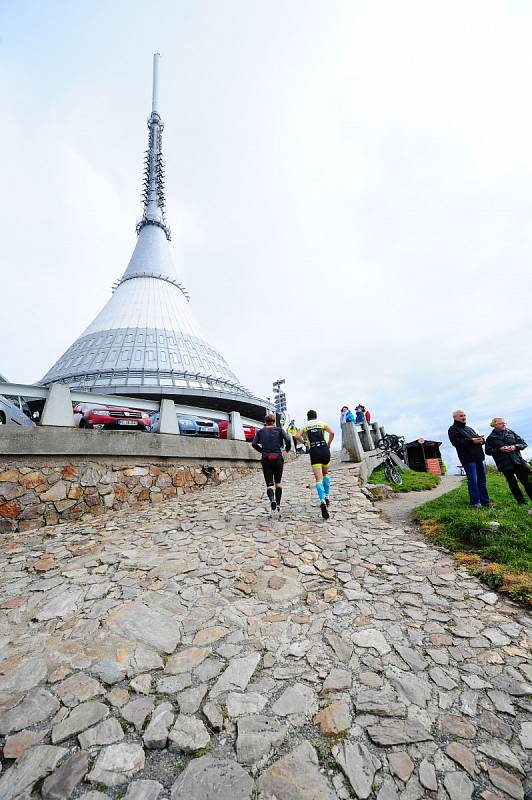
top-left (309, 444), bottom-right (330, 467)
top-left (261, 455), bottom-right (284, 486)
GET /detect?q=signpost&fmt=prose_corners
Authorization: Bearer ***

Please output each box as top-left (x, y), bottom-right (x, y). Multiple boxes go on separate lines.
top-left (272, 379), bottom-right (287, 425)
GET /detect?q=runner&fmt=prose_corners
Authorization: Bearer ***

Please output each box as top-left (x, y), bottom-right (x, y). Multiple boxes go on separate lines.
top-left (296, 410), bottom-right (335, 520)
top-left (287, 419), bottom-right (299, 456)
top-left (252, 414), bottom-right (291, 516)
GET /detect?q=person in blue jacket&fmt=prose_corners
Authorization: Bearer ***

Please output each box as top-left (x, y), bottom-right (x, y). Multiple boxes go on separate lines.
top-left (340, 406), bottom-right (356, 425)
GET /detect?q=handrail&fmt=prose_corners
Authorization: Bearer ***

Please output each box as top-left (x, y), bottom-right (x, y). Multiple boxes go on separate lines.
top-left (0, 383), bottom-right (48, 399)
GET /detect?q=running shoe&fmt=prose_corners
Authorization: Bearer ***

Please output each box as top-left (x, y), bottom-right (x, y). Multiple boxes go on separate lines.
top-left (270, 501), bottom-right (277, 512)
top-left (276, 504), bottom-right (282, 519)
top-left (320, 501), bottom-right (330, 520)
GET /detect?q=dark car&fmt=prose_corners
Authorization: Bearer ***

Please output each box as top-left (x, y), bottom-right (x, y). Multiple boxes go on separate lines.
top-left (193, 416), bottom-right (219, 438)
top-left (149, 413), bottom-right (219, 438)
top-left (73, 404), bottom-right (151, 431)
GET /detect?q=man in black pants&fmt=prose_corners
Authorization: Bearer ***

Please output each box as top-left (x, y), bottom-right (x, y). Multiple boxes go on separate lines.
top-left (485, 418), bottom-right (532, 513)
top-left (448, 410), bottom-right (490, 508)
top-left (252, 414), bottom-right (291, 516)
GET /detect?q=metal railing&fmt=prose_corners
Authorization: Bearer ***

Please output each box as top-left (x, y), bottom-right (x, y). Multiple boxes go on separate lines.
top-left (0, 382), bottom-right (262, 438)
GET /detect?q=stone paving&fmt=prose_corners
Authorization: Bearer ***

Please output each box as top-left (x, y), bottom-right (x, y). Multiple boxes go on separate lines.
top-left (0, 455), bottom-right (530, 800)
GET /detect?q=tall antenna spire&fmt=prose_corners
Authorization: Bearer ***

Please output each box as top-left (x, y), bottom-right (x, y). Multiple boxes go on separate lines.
top-left (136, 52), bottom-right (171, 240)
top-left (152, 51), bottom-right (160, 113)
top-left (42, 49), bottom-right (270, 421)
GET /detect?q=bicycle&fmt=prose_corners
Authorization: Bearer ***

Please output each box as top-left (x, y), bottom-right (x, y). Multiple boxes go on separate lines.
top-left (377, 435), bottom-right (404, 486)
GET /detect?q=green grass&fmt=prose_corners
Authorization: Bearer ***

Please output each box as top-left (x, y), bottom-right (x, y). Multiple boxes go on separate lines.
top-left (369, 465), bottom-right (440, 493)
top-left (415, 471), bottom-right (532, 603)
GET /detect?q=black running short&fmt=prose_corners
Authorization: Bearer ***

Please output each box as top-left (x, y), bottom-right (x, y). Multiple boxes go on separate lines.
top-left (309, 444), bottom-right (331, 467)
top-left (261, 455), bottom-right (284, 486)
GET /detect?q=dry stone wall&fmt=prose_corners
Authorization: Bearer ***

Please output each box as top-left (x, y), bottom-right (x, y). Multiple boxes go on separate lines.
top-left (0, 459), bottom-right (258, 534)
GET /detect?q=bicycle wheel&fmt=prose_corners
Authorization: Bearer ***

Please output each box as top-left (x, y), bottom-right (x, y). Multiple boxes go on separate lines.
top-left (384, 460), bottom-right (403, 485)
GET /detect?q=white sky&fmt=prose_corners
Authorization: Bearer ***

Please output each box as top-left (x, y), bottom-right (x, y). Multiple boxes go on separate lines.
top-left (1, 1), bottom-right (530, 466)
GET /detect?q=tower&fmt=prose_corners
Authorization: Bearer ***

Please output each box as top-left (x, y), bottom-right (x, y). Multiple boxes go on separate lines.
top-left (41, 54), bottom-right (268, 419)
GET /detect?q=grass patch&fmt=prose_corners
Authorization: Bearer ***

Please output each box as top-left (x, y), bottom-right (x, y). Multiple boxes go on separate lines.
top-left (118, 718), bottom-right (131, 733)
top-left (315, 739), bottom-right (336, 770)
top-left (191, 746), bottom-right (212, 758)
top-left (415, 472), bottom-right (532, 604)
top-left (369, 465), bottom-right (440, 493)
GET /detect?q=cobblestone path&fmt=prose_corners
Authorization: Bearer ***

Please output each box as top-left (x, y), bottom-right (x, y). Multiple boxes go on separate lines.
top-left (0, 456), bottom-right (530, 800)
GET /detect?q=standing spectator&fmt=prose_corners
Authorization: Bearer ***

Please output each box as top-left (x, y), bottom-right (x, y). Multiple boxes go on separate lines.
top-left (448, 410), bottom-right (490, 508)
top-left (357, 404), bottom-right (371, 423)
top-left (340, 406), bottom-right (356, 425)
top-left (355, 405), bottom-right (365, 424)
top-left (485, 418), bottom-right (532, 511)
top-left (287, 420), bottom-right (299, 456)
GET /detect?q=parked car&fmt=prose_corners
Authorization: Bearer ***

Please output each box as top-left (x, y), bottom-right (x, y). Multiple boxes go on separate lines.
top-left (73, 403), bottom-right (151, 431)
top-left (193, 416), bottom-right (220, 438)
top-left (149, 413), bottom-right (219, 438)
top-left (216, 419), bottom-right (256, 442)
top-left (0, 378), bottom-right (38, 427)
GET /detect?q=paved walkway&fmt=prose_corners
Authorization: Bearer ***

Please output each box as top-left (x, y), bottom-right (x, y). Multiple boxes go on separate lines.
top-left (376, 476), bottom-right (463, 527)
top-left (0, 456), bottom-right (530, 800)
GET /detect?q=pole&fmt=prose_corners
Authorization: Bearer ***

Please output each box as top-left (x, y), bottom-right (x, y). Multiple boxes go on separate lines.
top-left (152, 52), bottom-right (160, 113)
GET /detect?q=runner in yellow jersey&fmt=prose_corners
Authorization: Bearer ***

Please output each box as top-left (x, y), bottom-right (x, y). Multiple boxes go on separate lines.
top-left (296, 409), bottom-right (335, 519)
top-left (286, 420), bottom-right (299, 456)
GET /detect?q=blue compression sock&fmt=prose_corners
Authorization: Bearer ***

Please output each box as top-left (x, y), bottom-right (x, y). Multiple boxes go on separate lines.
top-left (323, 475), bottom-right (330, 497)
top-left (315, 481), bottom-right (325, 502)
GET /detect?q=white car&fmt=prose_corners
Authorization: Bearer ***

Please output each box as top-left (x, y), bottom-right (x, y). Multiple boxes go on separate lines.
top-left (0, 376), bottom-right (38, 427)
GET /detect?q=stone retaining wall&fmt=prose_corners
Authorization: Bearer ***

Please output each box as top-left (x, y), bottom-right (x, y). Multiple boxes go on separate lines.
top-left (0, 427), bottom-right (262, 534)
top-left (0, 458), bottom-right (257, 534)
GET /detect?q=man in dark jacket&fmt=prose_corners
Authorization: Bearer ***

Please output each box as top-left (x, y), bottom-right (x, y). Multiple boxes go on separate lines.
top-left (485, 418), bottom-right (532, 510)
top-left (448, 410), bottom-right (490, 508)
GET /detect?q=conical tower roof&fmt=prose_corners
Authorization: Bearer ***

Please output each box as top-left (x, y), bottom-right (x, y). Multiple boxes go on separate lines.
top-left (42, 55), bottom-right (267, 417)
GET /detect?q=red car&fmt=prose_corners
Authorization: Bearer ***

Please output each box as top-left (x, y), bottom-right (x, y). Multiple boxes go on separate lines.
top-left (73, 403), bottom-right (151, 432)
top-left (217, 420), bottom-right (256, 442)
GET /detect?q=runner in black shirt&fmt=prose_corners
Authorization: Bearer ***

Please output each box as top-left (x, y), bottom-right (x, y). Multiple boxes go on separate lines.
top-left (252, 414), bottom-right (291, 516)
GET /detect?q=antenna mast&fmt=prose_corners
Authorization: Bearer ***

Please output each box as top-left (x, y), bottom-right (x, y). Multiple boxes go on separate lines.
top-left (136, 52), bottom-right (171, 240)
top-left (152, 52), bottom-right (160, 113)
